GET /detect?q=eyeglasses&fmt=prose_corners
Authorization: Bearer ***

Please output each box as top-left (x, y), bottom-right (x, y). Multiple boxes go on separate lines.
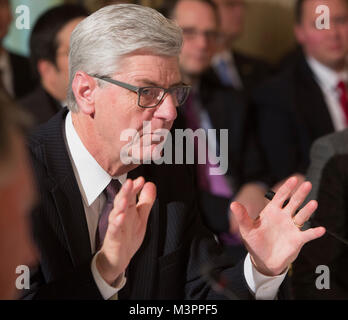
top-left (91, 75), bottom-right (191, 108)
top-left (182, 27), bottom-right (220, 43)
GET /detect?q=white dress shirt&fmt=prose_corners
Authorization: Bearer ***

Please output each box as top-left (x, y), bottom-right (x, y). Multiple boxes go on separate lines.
top-left (64, 111), bottom-right (286, 300)
top-left (307, 56), bottom-right (348, 131)
top-left (0, 50), bottom-right (14, 97)
top-left (65, 111), bottom-right (126, 299)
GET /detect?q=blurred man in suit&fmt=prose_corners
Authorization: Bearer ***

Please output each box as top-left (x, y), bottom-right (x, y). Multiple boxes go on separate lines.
top-left (292, 129), bottom-right (348, 299)
top-left (253, 0), bottom-right (348, 189)
top-left (0, 0), bottom-right (35, 98)
top-left (25, 3), bottom-right (325, 300)
top-left (211, 0), bottom-right (270, 92)
top-left (0, 90), bottom-right (37, 299)
top-left (169, 0), bottom-right (268, 239)
top-left (20, 5), bottom-right (88, 125)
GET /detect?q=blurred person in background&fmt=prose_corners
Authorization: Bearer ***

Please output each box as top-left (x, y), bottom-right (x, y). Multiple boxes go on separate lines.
top-left (0, 89), bottom-right (37, 299)
top-left (20, 4), bottom-right (88, 126)
top-left (0, 0), bottom-right (35, 98)
top-left (292, 128), bottom-right (348, 299)
top-left (166, 0), bottom-right (269, 257)
top-left (253, 0), bottom-right (348, 192)
top-left (211, 0), bottom-right (270, 93)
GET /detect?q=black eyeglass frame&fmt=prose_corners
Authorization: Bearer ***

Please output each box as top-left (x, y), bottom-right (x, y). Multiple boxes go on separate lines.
top-left (91, 74), bottom-right (191, 109)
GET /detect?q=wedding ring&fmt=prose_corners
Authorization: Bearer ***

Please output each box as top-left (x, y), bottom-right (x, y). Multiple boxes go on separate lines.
top-left (292, 217), bottom-right (304, 229)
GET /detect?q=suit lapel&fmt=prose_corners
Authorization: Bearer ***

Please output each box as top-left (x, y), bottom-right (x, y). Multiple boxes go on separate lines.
top-left (119, 164), bottom-right (159, 299)
top-left (294, 57), bottom-right (335, 141)
top-left (43, 110), bottom-right (92, 267)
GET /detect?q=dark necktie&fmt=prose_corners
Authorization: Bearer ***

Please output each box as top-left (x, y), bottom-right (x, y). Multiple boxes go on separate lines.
top-left (337, 80), bottom-right (348, 126)
top-left (184, 92), bottom-right (210, 191)
top-left (95, 179), bottom-right (121, 251)
top-left (184, 92), bottom-right (233, 198)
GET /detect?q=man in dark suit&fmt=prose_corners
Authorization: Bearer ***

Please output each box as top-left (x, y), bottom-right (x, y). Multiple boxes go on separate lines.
top-left (0, 0), bottom-right (35, 98)
top-left (169, 0), bottom-right (268, 236)
top-left (25, 3), bottom-right (325, 300)
top-left (211, 0), bottom-right (270, 92)
top-left (253, 0), bottom-right (348, 188)
top-left (20, 5), bottom-right (88, 125)
top-left (292, 129), bottom-right (348, 299)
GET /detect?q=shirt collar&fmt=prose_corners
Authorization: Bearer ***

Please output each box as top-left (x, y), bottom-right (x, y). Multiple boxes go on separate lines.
top-left (307, 56), bottom-right (348, 91)
top-left (65, 111), bottom-right (127, 206)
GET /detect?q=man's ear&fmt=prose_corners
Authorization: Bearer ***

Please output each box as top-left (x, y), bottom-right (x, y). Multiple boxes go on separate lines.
top-left (72, 71), bottom-right (97, 116)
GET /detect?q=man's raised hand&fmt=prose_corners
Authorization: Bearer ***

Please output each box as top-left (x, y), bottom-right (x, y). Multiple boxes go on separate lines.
top-left (230, 177), bottom-right (326, 277)
top-left (96, 177), bottom-right (156, 285)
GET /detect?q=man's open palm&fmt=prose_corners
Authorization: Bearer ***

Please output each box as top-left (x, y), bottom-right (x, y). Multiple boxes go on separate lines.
top-left (230, 177), bottom-right (326, 276)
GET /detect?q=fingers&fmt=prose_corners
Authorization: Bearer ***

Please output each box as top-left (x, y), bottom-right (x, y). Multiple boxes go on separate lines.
top-left (112, 177), bottom-right (145, 210)
top-left (108, 177), bottom-right (155, 233)
top-left (285, 181), bottom-right (312, 215)
top-left (130, 177), bottom-right (145, 206)
top-left (271, 177), bottom-right (298, 208)
top-left (113, 179), bottom-right (133, 214)
top-left (230, 201), bottom-right (254, 233)
top-left (301, 226), bottom-right (326, 244)
top-left (137, 181), bottom-right (156, 219)
top-left (293, 200), bottom-right (317, 227)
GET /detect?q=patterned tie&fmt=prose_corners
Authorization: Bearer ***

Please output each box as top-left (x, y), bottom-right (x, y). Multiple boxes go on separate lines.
top-left (337, 80), bottom-right (348, 126)
top-left (184, 92), bottom-right (233, 198)
top-left (95, 179), bottom-right (121, 251)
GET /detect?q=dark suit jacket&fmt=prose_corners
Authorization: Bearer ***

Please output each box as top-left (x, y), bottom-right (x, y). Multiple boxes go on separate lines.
top-left (9, 52), bottom-right (36, 99)
top-left (20, 85), bottom-right (61, 125)
top-left (253, 53), bottom-right (336, 186)
top-left (174, 70), bottom-right (264, 235)
top-left (233, 50), bottom-right (271, 93)
top-left (292, 130), bottom-right (348, 299)
top-left (25, 108), bottom-right (259, 300)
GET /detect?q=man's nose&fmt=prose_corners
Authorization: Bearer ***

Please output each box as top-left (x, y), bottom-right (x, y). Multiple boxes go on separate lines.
top-left (153, 93), bottom-right (177, 122)
top-left (194, 33), bottom-right (210, 48)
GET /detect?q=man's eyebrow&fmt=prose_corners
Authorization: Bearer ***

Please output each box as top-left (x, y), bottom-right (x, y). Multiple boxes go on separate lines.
top-left (135, 79), bottom-right (184, 87)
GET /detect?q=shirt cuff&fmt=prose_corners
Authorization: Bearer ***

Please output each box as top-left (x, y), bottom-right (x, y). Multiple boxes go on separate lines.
top-left (244, 253), bottom-right (288, 300)
top-left (91, 251), bottom-right (127, 300)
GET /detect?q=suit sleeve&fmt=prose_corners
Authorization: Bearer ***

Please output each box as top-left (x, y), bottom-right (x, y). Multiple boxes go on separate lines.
top-left (179, 166), bottom-right (290, 300)
top-left (252, 79), bottom-right (306, 185)
top-left (22, 144), bottom-right (104, 300)
top-left (22, 198), bottom-right (104, 299)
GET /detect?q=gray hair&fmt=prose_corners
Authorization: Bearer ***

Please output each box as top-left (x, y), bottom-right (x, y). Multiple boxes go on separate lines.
top-left (67, 4), bottom-right (183, 112)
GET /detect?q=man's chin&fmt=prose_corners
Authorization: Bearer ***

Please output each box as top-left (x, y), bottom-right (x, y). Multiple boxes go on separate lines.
top-left (127, 143), bottom-right (164, 164)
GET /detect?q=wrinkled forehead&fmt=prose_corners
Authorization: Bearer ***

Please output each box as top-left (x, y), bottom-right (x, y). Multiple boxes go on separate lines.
top-left (116, 53), bottom-right (182, 85)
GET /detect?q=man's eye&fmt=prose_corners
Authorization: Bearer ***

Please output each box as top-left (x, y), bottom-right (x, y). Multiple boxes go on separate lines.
top-left (142, 89), bottom-right (153, 96)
